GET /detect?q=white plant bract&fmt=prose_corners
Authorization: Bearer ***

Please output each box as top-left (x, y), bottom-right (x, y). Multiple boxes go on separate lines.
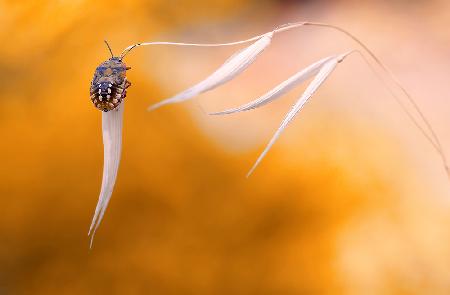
top-left (89, 104), bottom-right (124, 248)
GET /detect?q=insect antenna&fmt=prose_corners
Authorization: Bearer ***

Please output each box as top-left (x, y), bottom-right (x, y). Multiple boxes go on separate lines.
top-left (104, 40), bottom-right (115, 58)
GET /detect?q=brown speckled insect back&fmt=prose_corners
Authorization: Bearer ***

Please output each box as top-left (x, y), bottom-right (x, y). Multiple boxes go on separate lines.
top-left (90, 57), bottom-right (131, 112)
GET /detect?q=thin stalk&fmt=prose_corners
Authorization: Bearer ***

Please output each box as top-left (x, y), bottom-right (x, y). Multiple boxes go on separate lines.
top-left (304, 22), bottom-right (444, 147)
top-left (303, 22), bottom-right (448, 178)
top-left (352, 51), bottom-right (449, 177)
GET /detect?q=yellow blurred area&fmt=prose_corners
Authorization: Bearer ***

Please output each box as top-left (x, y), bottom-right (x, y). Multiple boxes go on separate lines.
top-left (1, 0), bottom-right (450, 294)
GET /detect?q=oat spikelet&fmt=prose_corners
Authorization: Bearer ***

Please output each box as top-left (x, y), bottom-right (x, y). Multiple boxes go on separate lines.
top-left (148, 33), bottom-right (273, 111)
top-left (246, 54), bottom-right (347, 176)
top-left (210, 55), bottom-right (336, 115)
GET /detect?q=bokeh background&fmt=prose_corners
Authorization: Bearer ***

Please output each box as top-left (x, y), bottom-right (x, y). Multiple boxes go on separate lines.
top-left (1, 0), bottom-right (450, 294)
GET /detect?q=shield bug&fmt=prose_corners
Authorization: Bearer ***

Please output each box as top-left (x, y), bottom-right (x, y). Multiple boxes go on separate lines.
top-left (90, 41), bottom-right (131, 112)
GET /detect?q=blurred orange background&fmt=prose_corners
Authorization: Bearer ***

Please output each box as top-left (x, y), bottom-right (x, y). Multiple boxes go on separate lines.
top-left (1, 0), bottom-right (450, 294)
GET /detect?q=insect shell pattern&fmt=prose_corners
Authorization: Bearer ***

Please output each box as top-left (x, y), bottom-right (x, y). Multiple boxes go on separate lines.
top-left (90, 57), bottom-right (131, 112)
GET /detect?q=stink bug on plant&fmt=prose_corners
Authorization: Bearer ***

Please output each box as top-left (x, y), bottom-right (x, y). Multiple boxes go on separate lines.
top-left (90, 41), bottom-right (131, 112)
